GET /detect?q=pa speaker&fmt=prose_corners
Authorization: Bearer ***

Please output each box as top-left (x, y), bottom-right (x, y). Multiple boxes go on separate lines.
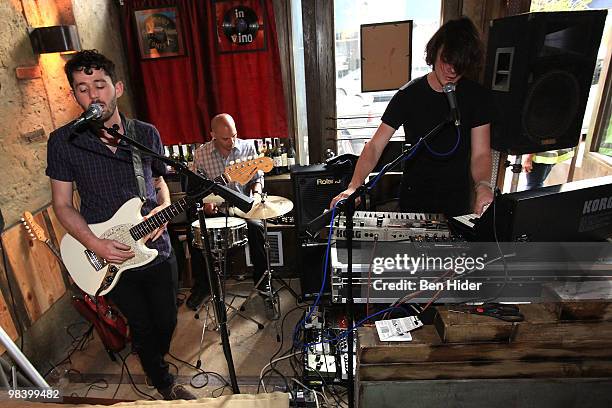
top-left (484, 10), bottom-right (607, 154)
top-left (291, 163), bottom-right (352, 234)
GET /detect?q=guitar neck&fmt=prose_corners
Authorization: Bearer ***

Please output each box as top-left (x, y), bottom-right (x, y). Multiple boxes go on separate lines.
top-left (130, 197), bottom-right (191, 241)
top-left (44, 240), bottom-right (63, 261)
top-left (130, 170), bottom-right (234, 240)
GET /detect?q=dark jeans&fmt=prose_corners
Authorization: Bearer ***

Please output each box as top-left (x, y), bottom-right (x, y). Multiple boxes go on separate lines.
top-left (190, 216), bottom-right (267, 292)
top-left (525, 162), bottom-right (554, 190)
top-left (109, 254), bottom-right (178, 390)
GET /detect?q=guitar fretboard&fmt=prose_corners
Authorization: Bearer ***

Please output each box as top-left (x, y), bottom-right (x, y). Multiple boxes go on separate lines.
top-left (129, 198), bottom-right (189, 240)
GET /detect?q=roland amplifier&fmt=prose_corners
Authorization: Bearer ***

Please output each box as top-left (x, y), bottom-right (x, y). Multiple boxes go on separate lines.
top-left (291, 163), bottom-right (352, 234)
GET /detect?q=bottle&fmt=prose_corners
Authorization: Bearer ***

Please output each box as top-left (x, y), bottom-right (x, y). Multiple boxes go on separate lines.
top-left (264, 141), bottom-right (273, 158)
top-left (170, 145), bottom-right (180, 160)
top-left (178, 143), bottom-right (186, 163)
top-left (272, 138), bottom-right (282, 175)
top-left (286, 139), bottom-right (296, 170)
top-left (166, 145), bottom-right (173, 158)
top-left (186, 143), bottom-right (193, 164)
top-left (280, 142), bottom-right (288, 173)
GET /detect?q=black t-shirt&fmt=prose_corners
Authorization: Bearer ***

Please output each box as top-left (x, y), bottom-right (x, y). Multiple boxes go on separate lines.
top-left (381, 75), bottom-right (493, 215)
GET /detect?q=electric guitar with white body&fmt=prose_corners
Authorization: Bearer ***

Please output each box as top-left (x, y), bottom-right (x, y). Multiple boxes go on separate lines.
top-left (60, 156), bottom-right (273, 296)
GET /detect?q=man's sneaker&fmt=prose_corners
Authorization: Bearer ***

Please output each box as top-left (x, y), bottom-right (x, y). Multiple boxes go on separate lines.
top-left (158, 383), bottom-right (197, 400)
top-left (186, 290), bottom-right (206, 311)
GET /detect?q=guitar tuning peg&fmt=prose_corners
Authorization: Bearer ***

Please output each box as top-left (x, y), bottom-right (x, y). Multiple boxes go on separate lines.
top-left (247, 155), bottom-right (253, 161)
top-left (25, 226), bottom-right (30, 230)
top-left (20, 217), bottom-right (24, 222)
top-left (235, 158), bottom-right (242, 163)
top-left (259, 153), bottom-right (264, 158)
top-left (229, 160), bottom-right (235, 166)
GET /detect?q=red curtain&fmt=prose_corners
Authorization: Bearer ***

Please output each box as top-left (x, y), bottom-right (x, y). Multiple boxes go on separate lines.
top-left (120, 0), bottom-right (287, 144)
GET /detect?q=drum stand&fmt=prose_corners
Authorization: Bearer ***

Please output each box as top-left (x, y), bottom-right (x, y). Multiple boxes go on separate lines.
top-left (239, 195), bottom-right (281, 321)
top-left (193, 205), bottom-right (240, 393)
top-left (195, 248), bottom-right (265, 330)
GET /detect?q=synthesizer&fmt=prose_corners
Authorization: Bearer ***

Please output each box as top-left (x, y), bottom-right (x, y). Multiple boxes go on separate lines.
top-left (326, 211), bottom-right (452, 242)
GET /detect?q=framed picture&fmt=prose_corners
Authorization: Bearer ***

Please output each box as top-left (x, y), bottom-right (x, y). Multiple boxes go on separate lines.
top-left (134, 7), bottom-right (185, 59)
top-left (360, 20), bottom-right (412, 92)
top-left (215, 0), bottom-right (267, 54)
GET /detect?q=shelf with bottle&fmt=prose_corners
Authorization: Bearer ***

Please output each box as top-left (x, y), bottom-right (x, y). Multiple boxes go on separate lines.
top-left (163, 143), bottom-right (199, 173)
top-left (253, 137), bottom-right (296, 175)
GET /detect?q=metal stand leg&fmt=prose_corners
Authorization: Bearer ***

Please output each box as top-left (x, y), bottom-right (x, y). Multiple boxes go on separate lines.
top-left (236, 195), bottom-right (281, 321)
top-left (509, 154), bottom-right (523, 193)
top-left (194, 251), bottom-right (265, 330)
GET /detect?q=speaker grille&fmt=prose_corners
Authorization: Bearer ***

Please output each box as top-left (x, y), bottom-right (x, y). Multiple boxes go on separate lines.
top-left (522, 70), bottom-right (581, 144)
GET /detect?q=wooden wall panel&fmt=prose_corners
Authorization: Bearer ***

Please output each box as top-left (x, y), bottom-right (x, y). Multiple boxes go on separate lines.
top-left (0, 286), bottom-right (18, 344)
top-left (1, 210), bottom-right (66, 322)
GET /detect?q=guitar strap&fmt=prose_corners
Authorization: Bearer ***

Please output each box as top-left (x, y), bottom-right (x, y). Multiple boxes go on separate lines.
top-left (124, 119), bottom-right (147, 202)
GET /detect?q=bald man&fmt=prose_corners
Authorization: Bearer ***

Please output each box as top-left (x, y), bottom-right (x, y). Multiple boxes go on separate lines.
top-left (187, 113), bottom-right (268, 311)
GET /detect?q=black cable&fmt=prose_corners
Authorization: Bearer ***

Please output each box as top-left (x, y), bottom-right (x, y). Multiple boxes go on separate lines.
top-left (43, 324), bottom-right (94, 379)
top-left (482, 194), bottom-right (510, 302)
top-left (211, 383), bottom-right (230, 397)
top-left (119, 352), bottom-right (156, 400)
top-left (83, 379), bottom-right (109, 398)
top-left (167, 352), bottom-right (229, 390)
top-left (273, 276), bottom-right (299, 300)
top-left (111, 355), bottom-right (126, 399)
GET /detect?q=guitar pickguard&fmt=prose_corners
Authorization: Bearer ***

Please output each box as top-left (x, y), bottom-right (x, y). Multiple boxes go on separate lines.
top-left (98, 223), bottom-right (153, 269)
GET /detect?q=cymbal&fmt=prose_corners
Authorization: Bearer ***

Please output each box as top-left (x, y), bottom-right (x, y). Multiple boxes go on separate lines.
top-left (234, 195), bottom-right (293, 220)
top-left (202, 193), bottom-right (225, 205)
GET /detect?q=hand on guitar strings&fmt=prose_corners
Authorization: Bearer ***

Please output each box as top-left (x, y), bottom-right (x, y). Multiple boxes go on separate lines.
top-left (92, 238), bottom-right (135, 264)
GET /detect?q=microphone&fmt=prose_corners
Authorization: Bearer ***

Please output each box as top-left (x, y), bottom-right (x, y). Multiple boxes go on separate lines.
top-left (442, 82), bottom-right (460, 127)
top-left (70, 103), bottom-right (103, 130)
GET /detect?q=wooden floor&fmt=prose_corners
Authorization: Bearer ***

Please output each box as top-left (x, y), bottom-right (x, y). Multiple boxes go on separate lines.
top-left (53, 279), bottom-right (303, 401)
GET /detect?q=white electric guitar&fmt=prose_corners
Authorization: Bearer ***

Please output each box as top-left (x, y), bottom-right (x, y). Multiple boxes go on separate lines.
top-left (60, 156), bottom-right (273, 296)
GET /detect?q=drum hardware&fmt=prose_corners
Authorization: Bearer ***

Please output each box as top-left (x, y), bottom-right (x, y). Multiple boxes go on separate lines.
top-left (190, 209), bottom-right (265, 330)
top-left (233, 193), bottom-right (294, 321)
top-left (233, 194), bottom-right (294, 220)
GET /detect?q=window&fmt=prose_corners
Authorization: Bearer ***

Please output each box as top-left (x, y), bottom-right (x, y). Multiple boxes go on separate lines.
top-left (334, 0), bottom-right (442, 155)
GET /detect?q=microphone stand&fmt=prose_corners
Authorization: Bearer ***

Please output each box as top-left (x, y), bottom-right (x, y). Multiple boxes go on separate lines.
top-left (90, 122), bottom-right (251, 393)
top-left (313, 118), bottom-right (453, 408)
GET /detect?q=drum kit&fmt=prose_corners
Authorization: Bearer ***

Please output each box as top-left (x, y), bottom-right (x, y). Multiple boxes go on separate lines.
top-left (190, 192), bottom-right (294, 325)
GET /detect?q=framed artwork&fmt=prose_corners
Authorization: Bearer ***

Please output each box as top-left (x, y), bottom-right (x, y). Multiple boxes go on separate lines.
top-left (134, 7), bottom-right (185, 59)
top-left (361, 20), bottom-right (412, 92)
top-left (215, 0), bottom-right (267, 54)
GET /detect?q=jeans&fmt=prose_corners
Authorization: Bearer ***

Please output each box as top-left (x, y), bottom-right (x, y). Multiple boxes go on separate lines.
top-left (109, 254), bottom-right (178, 390)
top-left (525, 162), bottom-right (554, 190)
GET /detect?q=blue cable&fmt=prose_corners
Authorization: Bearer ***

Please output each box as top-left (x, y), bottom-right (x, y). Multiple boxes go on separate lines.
top-left (423, 125), bottom-right (461, 157)
top-left (303, 306), bottom-right (409, 348)
top-left (368, 138), bottom-right (423, 190)
top-left (293, 203), bottom-right (339, 347)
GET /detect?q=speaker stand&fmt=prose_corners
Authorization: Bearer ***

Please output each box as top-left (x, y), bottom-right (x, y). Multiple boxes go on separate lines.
top-left (509, 154), bottom-right (523, 193)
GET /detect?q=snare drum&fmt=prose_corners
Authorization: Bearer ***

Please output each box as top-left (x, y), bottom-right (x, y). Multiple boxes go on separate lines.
top-left (191, 217), bottom-right (248, 251)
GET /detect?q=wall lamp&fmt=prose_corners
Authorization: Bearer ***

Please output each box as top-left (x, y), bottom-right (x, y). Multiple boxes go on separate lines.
top-left (29, 25), bottom-right (81, 54)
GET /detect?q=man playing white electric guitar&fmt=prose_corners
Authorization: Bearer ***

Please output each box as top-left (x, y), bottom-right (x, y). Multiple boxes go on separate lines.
top-left (46, 50), bottom-right (195, 401)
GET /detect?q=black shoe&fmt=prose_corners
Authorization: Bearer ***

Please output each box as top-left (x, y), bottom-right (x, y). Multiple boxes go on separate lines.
top-left (186, 290), bottom-right (206, 311)
top-left (158, 383), bottom-right (197, 400)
